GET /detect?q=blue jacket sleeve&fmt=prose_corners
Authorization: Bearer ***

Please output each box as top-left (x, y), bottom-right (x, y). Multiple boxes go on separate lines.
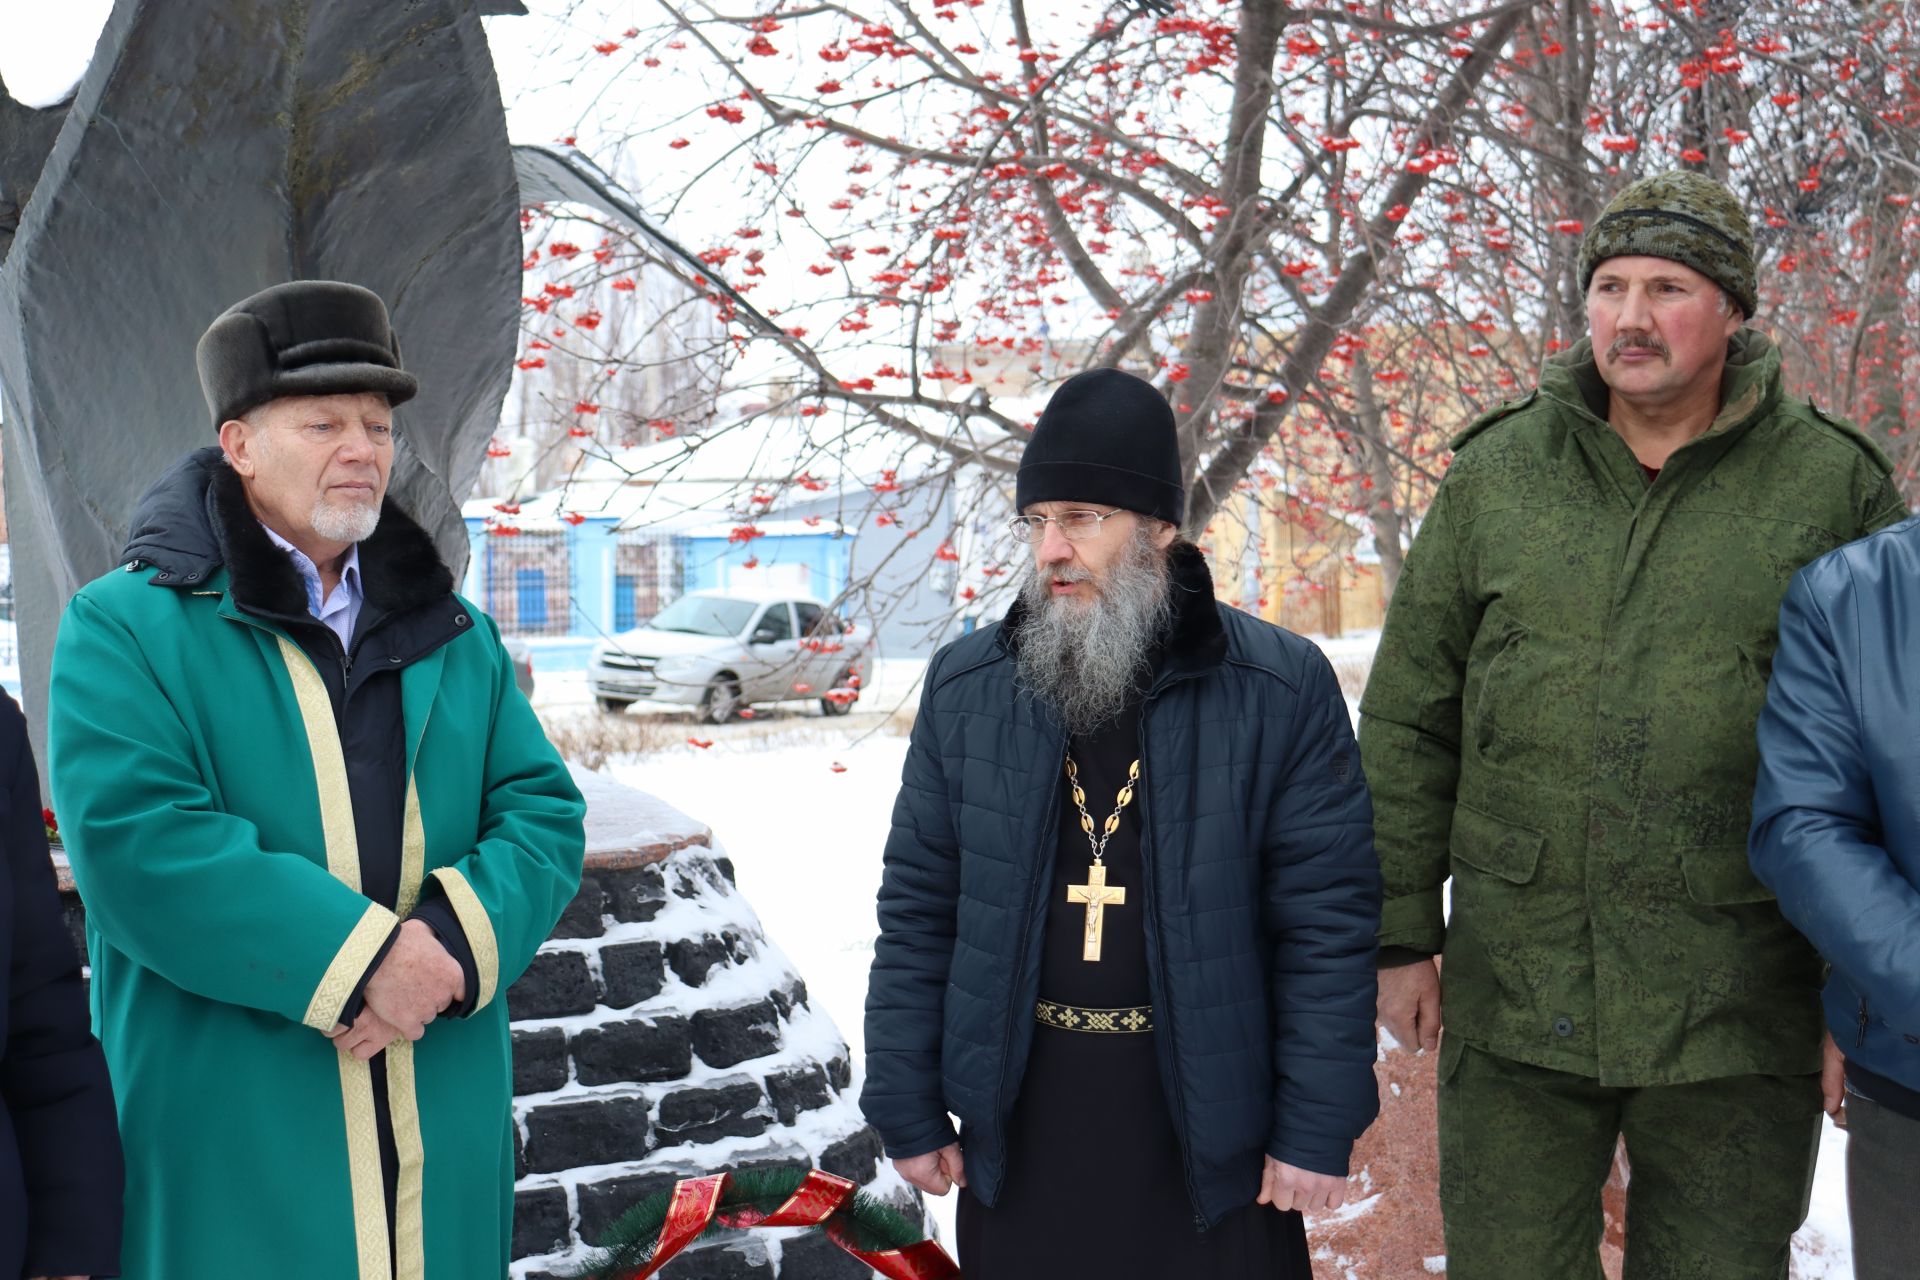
top-left (860, 656), bottom-right (962, 1161)
top-left (1750, 565), bottom-right (1920, 1031)
top-left (1262, 651), bottom-right (1382, 1177)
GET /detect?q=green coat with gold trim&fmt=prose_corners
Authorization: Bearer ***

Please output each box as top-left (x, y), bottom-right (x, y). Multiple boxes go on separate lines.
top-left (1358, 329), bottom-right (1907, 1085)
top-left (47, 460), bottom-right (585, 1280)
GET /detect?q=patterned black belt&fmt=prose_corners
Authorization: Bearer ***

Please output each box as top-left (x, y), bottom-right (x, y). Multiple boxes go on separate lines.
top-left (1035, 998), bottom-right (1153, 1034)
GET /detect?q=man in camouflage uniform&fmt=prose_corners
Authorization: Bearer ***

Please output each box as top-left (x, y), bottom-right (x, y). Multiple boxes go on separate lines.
top-left (1360, 171), bottom-right (1907, 1276)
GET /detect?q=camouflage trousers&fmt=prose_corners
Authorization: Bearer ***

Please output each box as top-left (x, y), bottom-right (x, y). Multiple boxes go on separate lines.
top-left (1437, 1037), bottom-right (1821, 1279)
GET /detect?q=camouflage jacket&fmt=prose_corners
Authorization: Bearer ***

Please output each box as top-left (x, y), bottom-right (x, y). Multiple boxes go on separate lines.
top-left (1358, 329), bottom-right (1907, 1085)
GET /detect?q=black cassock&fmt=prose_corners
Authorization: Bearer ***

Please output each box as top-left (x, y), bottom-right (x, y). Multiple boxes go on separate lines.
top-left (957, 697), bottom-right (1313, 1278)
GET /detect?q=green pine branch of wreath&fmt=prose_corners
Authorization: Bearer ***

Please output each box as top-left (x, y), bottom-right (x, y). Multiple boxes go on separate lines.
top-left (567, 1165), bottom-right (932, 1278)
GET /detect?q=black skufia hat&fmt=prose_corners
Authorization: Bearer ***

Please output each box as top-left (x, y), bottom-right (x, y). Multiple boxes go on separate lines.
top-left (1016, 368), bottom-right (1185, 524)
top-left (195, 280), bottom-right (418, 428)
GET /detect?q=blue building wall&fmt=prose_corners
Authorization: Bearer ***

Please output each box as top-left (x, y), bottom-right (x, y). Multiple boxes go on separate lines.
top-left (463, 479), bottom-right (963, 669)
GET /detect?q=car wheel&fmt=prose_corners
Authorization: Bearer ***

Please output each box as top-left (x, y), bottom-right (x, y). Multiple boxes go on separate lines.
top-left (701, 676), bottom-right (742, 725)
top-left (819, 668), bottom-right (858, 717)
top-left (597, 696), bottom-right (632, 715)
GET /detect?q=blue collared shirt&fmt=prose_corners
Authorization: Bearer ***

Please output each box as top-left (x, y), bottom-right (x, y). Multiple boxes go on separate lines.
top-left (259, 522), bottom-right (363, 650)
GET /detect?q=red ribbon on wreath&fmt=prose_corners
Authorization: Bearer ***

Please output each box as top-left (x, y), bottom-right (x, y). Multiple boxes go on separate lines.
top-left (617, 1169), bottom-right (959, 1280)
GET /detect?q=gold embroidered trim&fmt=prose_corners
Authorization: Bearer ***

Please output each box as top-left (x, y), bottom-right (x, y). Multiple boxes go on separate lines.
top-left (429, 867), bottom-right (499, 1011)
top-left (277, 637), bottom-right (361, 890)
top-left (303, 901), bottom-right (400, 1032)
top-left (387, 1040), bottom-right (427, 1279)
top-left (1035, 998), bottom-right (1153, 1034)
top-left (337, 1051), bottom-right (390, 1279)
top-left (397, 776), bottom-right (426, 918)
top-left (277, 635), bottom-right (424, 1278)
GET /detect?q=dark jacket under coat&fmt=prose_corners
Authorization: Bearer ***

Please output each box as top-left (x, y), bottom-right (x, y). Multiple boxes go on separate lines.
top-left (0, 691), bottom-right (123, 1278)
top-left (861, 544), bottom-right (1381, 1226)
top-left (1751, 514), bottom-right (1920, 1091)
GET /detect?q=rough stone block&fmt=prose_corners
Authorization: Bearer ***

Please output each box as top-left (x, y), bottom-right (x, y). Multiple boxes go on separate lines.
top-left (691, 1000), bottom-right (781, 1068)
top-left (511, 1185), bottom-right (570, 1261)
top-left (507, 949), bottom-right (597, 1020)
top-left (514, 1122), bottom-right (526, 1180)
top-left (670, 864), bottom-right (711, 899)
top-left (653, 1082), bottom-right (768, 1147)
top-left (764, 1066), bottom-right (833, 1125)
top-left (577, 1170), bottom-right (681, 1245)
top-left (768, 977), bottom-right (807, 1019)
top-left (523, 1096), bottom-right (650, 1173)
top-left (668, 935), bottom-right (731, 987)
top-left (572, 1016), bottom-right (692, 1086)
top-left (600, 940), bottom-right (666, 1008)
top-left (605, 864), bottom-right (666, 923)
top-left (819, 1127), bottom-right (884, 1186)
top-left (722, 1139), bottom-right (814, 1180)
top-left (512, 1027), bottom-right (570, 1095)
top-left (778, 1231), bottom-right (880, 1279)
top-left (826, 1056), bottom-right (852, 1092)
top-left (549, 873), bottom-right (609, 940)
top-left (677, 1241), bottom-right (771, 1279)
top-left (873, 1184), bottom-right (922, 1223)
top-left (714, 855), bottom-right (737, 885)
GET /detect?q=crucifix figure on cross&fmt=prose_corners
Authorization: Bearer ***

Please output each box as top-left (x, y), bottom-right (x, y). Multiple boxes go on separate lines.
top-left (1066, 863), bottom-right (1126, 962)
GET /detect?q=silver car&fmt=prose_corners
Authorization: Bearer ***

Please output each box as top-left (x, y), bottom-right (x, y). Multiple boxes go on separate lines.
top-left (589, 591), bottom-right (869, 722)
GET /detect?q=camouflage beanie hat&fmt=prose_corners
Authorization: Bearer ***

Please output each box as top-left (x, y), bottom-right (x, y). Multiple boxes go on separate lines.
top-left (1578, 171), bottom-right (1757, 317)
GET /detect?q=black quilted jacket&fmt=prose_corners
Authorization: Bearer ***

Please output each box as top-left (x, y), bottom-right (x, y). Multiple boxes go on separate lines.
top-left (860, 543), bottom-right (1382, 1226)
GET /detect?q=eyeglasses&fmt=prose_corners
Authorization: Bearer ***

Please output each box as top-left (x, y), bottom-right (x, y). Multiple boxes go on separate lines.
top-left (1006, 508), bottom-right (1126, 543)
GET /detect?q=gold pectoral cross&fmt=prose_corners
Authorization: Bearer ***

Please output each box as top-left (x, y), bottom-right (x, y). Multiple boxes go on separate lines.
top-left (1066, 862), bottom-right (1126, 961)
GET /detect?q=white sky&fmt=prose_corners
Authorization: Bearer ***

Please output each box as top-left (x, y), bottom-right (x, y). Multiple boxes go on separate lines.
top-left (0, 0), bottom-right (111, 108)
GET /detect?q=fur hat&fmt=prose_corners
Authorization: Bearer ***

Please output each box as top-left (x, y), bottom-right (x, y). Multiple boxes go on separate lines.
top-left (195, 280), bottom-right (417, 428)
top-left (1578, 171), bottom-right (1758, 317)
top-left (1016, 369), bottom-right (1185, 525)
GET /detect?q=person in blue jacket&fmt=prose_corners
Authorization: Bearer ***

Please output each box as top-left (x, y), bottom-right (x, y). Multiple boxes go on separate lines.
top-left (0, 690), bottom-right (123, 1280)
top-left (1751, 512), bottom-right (1920, 1280)
top-left (861, 368), bottom-right (1382, 1278)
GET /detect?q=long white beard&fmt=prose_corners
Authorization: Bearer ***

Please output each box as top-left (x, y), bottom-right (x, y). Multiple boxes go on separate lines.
top-left (1012, 524), bottom-right (1173, 736)
top-left (311, 495), bottom-right (380, 543)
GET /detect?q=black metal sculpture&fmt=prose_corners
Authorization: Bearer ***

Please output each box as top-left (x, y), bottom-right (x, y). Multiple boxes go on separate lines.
top-left (0, 0), bottom-right (528, 746)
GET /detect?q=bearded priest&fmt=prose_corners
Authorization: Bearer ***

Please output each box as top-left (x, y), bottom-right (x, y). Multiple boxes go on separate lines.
top-left (861, 368), bottom-right (1382, 1276)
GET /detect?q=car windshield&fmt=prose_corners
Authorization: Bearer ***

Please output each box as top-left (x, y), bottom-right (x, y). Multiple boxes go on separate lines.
top-left (644, 596), bottom-right (758, 637)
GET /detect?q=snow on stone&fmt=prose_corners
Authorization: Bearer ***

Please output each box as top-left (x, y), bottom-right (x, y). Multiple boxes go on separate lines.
top-left (568, 762), bottom-right (708, 858)
top-left (1318, 1191), bottom-right (1382, 1227)
top-left (509, 755), bottom-right (918, 1278)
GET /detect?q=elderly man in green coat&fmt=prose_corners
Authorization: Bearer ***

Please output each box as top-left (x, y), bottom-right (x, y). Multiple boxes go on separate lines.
top-left (1360, 171), bottom-right (1907, 1277)
top-left (47, 281), bottom-right (586, 1280)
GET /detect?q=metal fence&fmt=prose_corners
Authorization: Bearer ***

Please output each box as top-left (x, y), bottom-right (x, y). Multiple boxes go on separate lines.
top-left (612, 532), bottom-right (681, 632)
top-left (482, 531), bottom-right (573, 636)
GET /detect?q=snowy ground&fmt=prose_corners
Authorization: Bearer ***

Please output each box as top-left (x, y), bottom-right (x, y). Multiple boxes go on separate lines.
top-left (542, 634), bottom-right (1856, 1275)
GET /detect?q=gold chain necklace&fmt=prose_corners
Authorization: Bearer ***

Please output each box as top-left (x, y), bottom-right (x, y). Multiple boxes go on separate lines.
top-left (1062, 755), bottom-right (1140, 962)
